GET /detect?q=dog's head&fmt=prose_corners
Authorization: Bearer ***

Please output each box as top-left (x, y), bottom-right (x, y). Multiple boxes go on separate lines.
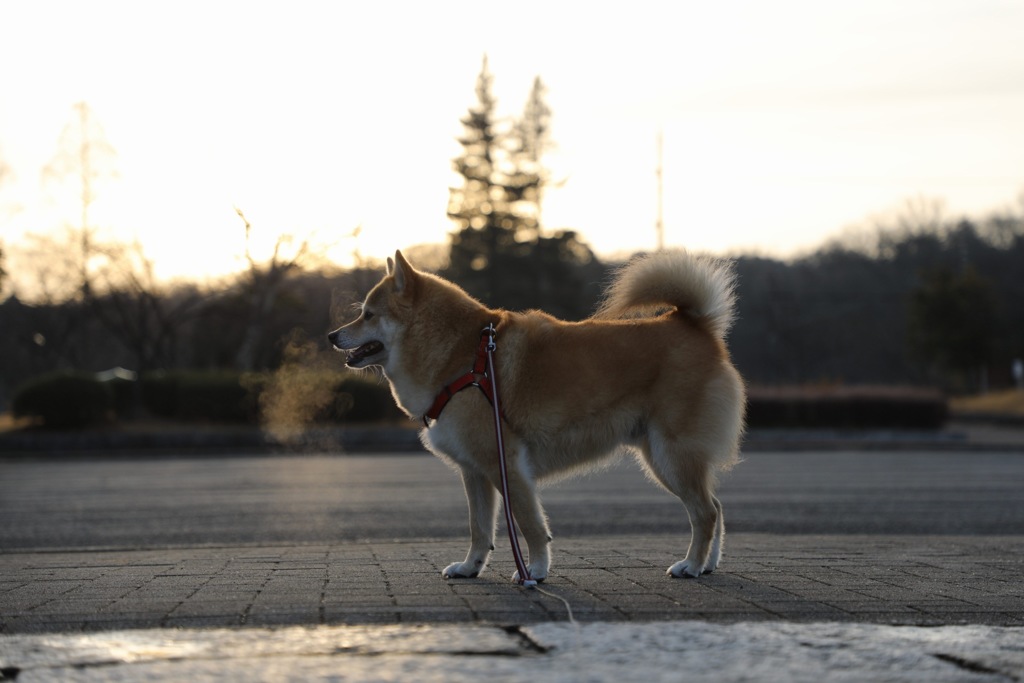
top-left (327, 250), bottom-right (418, 370)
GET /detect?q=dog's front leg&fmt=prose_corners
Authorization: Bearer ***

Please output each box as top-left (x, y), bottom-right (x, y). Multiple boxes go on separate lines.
top-left (442, 467), bottom-right (498, 579)
top-left (506, 449), bottom-right (552, 583)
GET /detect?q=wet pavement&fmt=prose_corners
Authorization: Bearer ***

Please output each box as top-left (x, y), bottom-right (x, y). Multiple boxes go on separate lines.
top-left (3, 620), bottom-right (1024, 682)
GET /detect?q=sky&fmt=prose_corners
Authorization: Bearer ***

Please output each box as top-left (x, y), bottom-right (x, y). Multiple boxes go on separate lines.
top-left (1, 0), bottom-right (1022, 291)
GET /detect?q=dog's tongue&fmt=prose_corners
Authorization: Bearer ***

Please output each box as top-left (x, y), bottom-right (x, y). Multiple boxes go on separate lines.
top-left (346, 340), bottom-right (384, 365)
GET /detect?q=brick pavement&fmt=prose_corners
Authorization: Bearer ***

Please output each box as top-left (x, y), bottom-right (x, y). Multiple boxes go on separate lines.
top-left (2, 534), bottom-right (1022, 634)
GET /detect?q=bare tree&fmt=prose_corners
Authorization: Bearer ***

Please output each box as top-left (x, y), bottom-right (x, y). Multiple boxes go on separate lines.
top-left (42, 102), bottom-right (118, 302)
top-left (0, 151), bottom-right (12, 189)
top-left (233, 208), bottom-right (313, 371)
top-left (91, 240), bottom-right (203, 374)
top-left (0, 151), bottom-right (12, 294)
top-left (12, 230), bottom-right (89, 304)
top-left (230, 208), bottom-right (361, 370)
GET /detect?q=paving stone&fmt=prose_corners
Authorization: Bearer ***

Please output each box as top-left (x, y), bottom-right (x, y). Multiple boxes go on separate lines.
top-left (3, 534), bottom-right (1024, 633)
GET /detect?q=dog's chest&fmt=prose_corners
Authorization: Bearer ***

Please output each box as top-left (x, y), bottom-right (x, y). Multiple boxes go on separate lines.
top-left (419, 420), bottom-right (478, 469)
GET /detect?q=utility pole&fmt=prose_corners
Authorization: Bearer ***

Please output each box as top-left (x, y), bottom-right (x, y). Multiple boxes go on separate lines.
top-left (655, 130), bottom-right (665, 251)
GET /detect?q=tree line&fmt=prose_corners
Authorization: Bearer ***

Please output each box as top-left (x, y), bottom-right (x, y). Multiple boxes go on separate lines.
top-left (730, 213), bottom-right (1023, 392)
top-left (1, 62), bottom-right (1023, 414)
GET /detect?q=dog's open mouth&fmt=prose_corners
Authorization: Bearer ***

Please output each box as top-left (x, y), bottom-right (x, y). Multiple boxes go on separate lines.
top-left (346, 340), bottom-right (385, 367)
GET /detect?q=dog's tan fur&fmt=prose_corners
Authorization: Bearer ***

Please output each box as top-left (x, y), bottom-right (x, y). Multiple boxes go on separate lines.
top-left (328, 249), bottom-right (745, 581)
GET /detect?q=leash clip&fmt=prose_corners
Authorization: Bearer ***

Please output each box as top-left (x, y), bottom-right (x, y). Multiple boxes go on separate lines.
top-left (482, 323), bottom-right (497, 352)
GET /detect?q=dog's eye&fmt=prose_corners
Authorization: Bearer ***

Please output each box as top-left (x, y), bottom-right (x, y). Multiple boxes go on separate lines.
top-left (363, 310), bottom-right (374, 321)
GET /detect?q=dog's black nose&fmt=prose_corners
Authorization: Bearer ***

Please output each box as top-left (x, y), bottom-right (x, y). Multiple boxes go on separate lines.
top-left (327, 330), bottom-right (339, 347)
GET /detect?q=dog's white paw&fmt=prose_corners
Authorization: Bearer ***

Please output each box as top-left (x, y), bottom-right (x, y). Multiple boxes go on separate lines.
top-left (667, 560), bottom-right (708, 578)
top-left (442, 561), bottom-right (481, 579)
top-left (511, 563), bottom-right (548, 584)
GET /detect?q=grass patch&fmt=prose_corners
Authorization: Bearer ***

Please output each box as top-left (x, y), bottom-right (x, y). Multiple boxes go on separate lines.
top-left (950, 389), bottom-right (1024, 417)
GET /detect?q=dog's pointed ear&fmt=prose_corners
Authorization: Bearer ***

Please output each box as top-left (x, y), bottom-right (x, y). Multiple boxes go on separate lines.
top-left (386, 257), bottom-right (395, 276)
top-left (392, 249), bottom-right (415, 294)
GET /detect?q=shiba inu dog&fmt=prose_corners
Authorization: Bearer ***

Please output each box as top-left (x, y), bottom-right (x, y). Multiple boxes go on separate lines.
top-left (328, 249), bottom-right (745, 582)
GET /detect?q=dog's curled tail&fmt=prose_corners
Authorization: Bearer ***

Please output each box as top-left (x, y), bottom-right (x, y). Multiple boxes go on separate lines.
top-left (594, 250), bottom-right (737, 339)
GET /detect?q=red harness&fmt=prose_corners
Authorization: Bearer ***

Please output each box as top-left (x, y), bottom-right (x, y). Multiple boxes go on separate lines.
top-left (421, 323), bottom-right (535, 586)
top-left (422, 324), bottom-right (504, 427)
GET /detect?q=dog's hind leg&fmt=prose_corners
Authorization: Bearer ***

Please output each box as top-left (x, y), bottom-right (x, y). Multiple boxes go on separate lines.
top-left (639, 434), bottom-right (721, 578)
top-left (442, 467), bottom-right (498, 579)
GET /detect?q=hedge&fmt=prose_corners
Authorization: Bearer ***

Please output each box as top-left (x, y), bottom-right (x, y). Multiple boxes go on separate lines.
top-left (746, 386), bottom-right (948, 430)
top-left (139, 370), bottom-right (401, 425)
top-left (141, 371), bottom-right (263, 423)
top-left (331, 376), bottom-right (404, 423)
top-left (13, 368), bottom-right (951, 431)
top-left (12, 372), bottom-right (114, 429)
top-left (10, 368), bottom-right (407, 429)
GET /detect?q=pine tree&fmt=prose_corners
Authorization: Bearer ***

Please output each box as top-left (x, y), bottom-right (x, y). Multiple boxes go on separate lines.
top-left (444, 58), bottom-right (601, 318)
top-left (513, 76), bottom-right (551, 236)
top-left (447, 57), bottom-right (540, 304)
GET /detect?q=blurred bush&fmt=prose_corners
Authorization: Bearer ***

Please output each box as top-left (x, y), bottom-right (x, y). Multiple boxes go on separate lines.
top-left (106, 376), bottom-right (138, 418)
top-left (12, 372), bottom-right (114, 429)
top-left (11, 366), bottom-right (416, 429)
top-left (141, 370), bottom-right (262, 423)
top-left (331, 375), bottom-right (404, 423)
top-left (140, 369), bottom-right (401, 425)
top-left (258, 364), bottom-right (402, 426)
top-left (747, 386), bottom-right (948, 429)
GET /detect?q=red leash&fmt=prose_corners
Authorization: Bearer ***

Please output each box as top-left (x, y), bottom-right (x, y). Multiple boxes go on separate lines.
top-left (424, 324), bottom-right (535, 587)
top-left (482, 324), bottom-right (537, 587)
